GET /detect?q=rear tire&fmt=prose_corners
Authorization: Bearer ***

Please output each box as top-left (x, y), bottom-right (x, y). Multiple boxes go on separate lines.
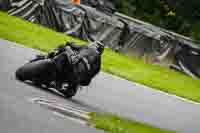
top-left (59, 85), bottom-right (78, 99)
top-left (63, 89), bottom-right (77, 98)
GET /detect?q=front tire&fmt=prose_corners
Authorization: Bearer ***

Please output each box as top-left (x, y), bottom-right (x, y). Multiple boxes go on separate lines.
top-left (15, 59), bottom-right (56, 84)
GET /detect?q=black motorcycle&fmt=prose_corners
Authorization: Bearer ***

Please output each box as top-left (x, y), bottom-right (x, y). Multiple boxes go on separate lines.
top-left (15, 45), bottom-right (80, 98)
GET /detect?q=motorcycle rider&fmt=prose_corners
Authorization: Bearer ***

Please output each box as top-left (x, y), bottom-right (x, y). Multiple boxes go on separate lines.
top-left (21, 41), bottom-right (105, 97)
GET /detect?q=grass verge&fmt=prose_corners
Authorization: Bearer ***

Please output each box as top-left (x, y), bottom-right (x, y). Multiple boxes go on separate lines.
top-left (1, 11), bottom-right (200, 103)
top-left (89, 113), bottom-right (176, 133)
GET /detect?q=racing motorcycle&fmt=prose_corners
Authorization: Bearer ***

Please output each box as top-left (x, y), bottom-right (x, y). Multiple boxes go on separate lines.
top-left (16, 43), bottom-right (83, 98)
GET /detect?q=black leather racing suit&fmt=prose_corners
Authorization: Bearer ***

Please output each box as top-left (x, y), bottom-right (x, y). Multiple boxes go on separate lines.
top-left (49, 43), bottom-right (102, 90)
top-left (68, 43), bottom-right (101, 86)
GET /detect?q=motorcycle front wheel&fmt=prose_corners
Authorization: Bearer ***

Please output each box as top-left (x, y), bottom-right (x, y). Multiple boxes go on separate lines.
top-left (15, 59), bottom-right (57, 85)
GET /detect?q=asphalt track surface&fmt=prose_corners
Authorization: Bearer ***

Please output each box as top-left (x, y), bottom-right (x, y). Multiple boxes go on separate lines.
top-left (0, 39), bottom-right (200, 133)
top-left (0, 39), bottom-right (104, 133)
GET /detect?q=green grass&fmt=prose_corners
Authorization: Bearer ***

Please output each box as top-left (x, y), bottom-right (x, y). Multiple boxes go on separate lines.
top-left (1, 11), bottom-right (200, 103)
top-left (89, 113), bottom-right (176, 133)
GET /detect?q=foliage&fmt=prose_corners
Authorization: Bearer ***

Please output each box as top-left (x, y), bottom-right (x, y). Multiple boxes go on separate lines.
top-left (112, 0), bottom-right (200, 41)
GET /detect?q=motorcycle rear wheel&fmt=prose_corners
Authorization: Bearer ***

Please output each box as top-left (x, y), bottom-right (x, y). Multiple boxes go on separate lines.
top-left (59, 84), bottom-right (78, 98)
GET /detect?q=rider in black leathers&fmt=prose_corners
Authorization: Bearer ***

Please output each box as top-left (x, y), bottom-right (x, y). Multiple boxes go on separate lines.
top-left (44, 41), bottom-right (104, 95)
top-left (16, 41), bottom-right (104, 97)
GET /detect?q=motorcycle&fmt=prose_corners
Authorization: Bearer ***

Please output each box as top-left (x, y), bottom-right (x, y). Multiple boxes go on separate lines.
top-left (15, 44), bottom-right (80, 98)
